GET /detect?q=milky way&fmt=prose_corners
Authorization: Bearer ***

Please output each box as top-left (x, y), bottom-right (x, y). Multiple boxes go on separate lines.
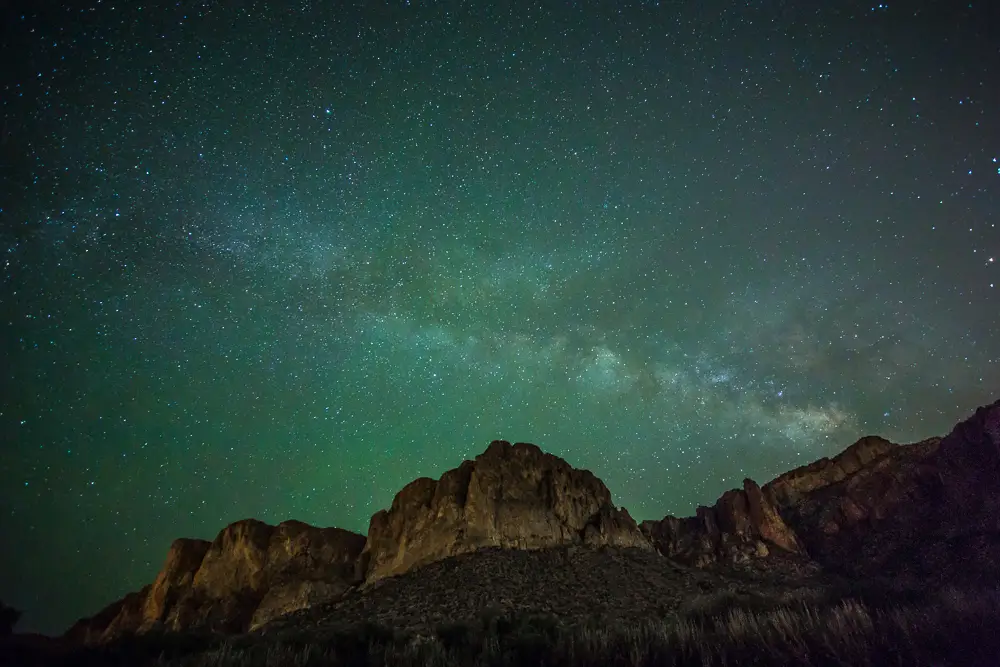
top-left (2, 1), bottom-right (998, 633)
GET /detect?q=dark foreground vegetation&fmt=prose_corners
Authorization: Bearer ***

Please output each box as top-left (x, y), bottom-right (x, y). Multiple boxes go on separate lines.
top-left (6, 585), bottom-right (999, 667)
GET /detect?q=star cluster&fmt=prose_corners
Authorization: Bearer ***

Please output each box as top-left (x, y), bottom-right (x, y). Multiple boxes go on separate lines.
top-left (1, 1), bottom-right (998, 634)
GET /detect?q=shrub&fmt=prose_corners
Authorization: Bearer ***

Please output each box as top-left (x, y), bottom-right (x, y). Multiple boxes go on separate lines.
top-left (61, 586), bottom-right (1000, 667)
top-left (434, 620), bottom-right (476, 652)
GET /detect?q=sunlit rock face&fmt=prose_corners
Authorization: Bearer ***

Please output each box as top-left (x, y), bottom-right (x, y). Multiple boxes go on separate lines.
top-left (360, 440), bottom-right (652, 582)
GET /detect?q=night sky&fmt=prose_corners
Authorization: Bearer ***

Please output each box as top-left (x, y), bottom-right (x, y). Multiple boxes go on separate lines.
top-left (2, 0), bottom-right (998, 635)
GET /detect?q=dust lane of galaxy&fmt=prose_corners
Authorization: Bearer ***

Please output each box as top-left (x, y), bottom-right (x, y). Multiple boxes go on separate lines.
top-left (1, 1), bottom-right (998, 634)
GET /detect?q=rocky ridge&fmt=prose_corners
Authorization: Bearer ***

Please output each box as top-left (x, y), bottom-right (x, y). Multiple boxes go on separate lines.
top-left (67, 440), bottom-right (648, 644)
top-left (65, 399), bottom-right (1000, 645)
top-left (639, 478), bottom-right (803, 567)
top-left (66, 521), bottom-right (365, 644)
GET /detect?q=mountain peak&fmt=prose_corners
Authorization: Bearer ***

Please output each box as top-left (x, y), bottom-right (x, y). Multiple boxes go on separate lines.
top-left (359, 440), bottom-right (650, 582)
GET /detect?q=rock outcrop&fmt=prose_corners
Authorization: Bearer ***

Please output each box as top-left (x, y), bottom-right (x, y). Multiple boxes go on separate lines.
top-left (360, 440), bottom-right (651, 582)
top-left (762, 437), bottom-right (943, 568)
top-left (640, 479), bottom-right (803, 566)
top-left (141, 537), bottom-right (212, 632)
top-left (637, 437), bottom-right (916, 568)
top-left (770, 400), bottom-right (1000, 583)
top-left (66, 520), bottom-right (365, 644)
top-left (641, 400), bottom-right (1000, 579)
top-left (63, 586), bottom-right (151, 646)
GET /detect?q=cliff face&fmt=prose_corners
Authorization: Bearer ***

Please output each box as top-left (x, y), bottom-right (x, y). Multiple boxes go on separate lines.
top-left (638, 436), bottom-right (911, 567)
top-left (360, 440), bottom-right (651, 582)
top-left (65, 521), bottom-right (365, 644)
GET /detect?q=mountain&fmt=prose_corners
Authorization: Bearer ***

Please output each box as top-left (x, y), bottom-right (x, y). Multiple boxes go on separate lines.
top-left (360, 439), bottom-right (651, 583)
top-left (65, 439), bottom-right (650, 644)
top-left (62, 399), bottom-right (1000, 647)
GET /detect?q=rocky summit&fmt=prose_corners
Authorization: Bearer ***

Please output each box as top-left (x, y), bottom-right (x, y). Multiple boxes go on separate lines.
top-left (62, 400), bottom-right (1000, 647)
top-left (360, 439), bottom-right (651, 582)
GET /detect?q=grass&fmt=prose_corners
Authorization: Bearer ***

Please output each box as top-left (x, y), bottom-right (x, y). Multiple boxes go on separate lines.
top-left (14, 584), bottom-right (996, 666)
top-left (139, 584), bottom-right (1000, 667)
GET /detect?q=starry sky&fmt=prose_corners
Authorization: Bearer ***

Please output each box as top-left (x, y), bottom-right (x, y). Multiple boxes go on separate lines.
top-left (2, 0), bottom-right (998, 635)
